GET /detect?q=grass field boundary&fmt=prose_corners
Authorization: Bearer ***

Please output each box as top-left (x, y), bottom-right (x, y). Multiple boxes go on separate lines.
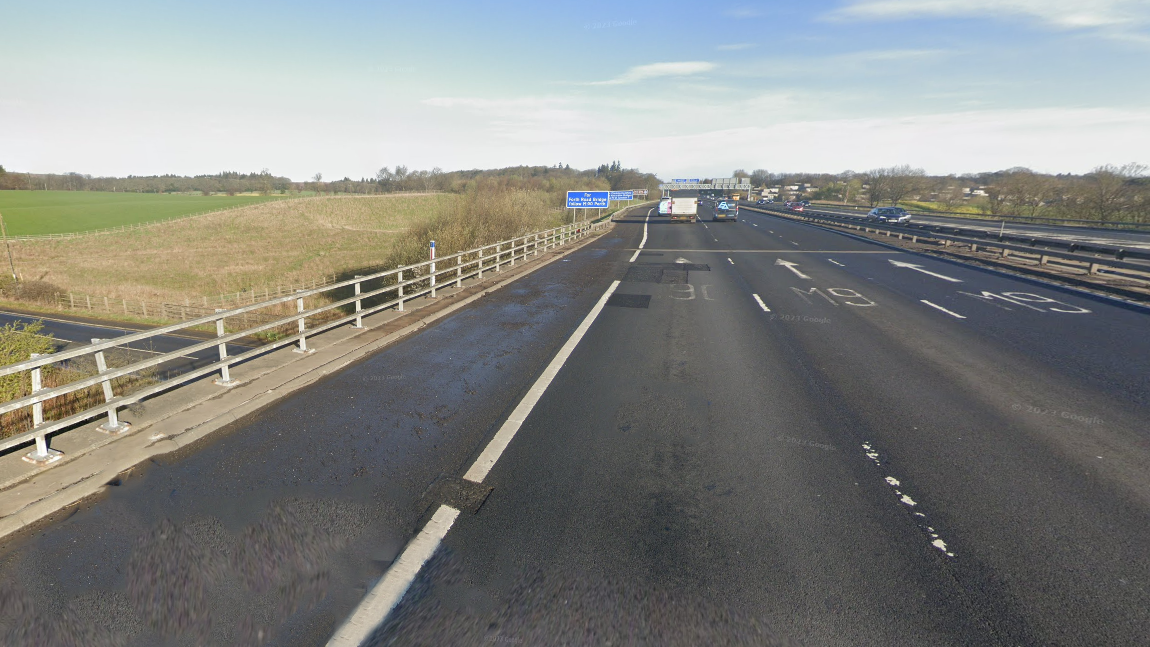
top-left (4, 197), bottom-right (302, 241)
top-left (2, 191), bottom-right (447, 241)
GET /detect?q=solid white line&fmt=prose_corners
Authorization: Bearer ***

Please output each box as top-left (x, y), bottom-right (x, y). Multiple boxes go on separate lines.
top-left (463, 280), bottom-right (621, 483)
top-left (327, 505), bottom-right (460, 647)
top-left (753, 294), bottom-right (771, 312)
top-left (828, 259), bottom-right (845, 267)
top-left (920, 300), bottom-right (966, 319)
top-left (628, 213), bottom-right (650, 263)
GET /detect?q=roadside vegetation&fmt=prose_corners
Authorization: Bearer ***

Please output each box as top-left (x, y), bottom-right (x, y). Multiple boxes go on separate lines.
top-left (742, 164), bottom-right (1150, 223)
top-left (0, 320), bottom-right (156, 439)
top-left (0, 163), bottom-right (657, 328)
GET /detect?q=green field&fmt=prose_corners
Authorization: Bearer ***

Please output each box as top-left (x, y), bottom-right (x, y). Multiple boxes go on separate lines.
top-left (0, 191), bottom-right (288, 236)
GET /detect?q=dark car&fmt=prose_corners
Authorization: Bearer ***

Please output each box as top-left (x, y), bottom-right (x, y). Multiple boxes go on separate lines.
top-left (866, 207), bottom-right (911, 223)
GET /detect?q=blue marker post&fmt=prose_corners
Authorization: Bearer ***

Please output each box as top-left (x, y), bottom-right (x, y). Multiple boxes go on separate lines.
top-left (430, 240), bottom-right (437, 298)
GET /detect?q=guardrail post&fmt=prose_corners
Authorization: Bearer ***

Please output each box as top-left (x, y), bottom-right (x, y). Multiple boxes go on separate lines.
top-left (478, 249), bottom-right (484, 279)
top-left (496, 244), bottom-right (502, 272)
top-left (294, 291), bottom-right (314, 354)
top-left (1089, 262), bottom-right (1101, 274)
top-left (455, 255), bottom-right (463, 288)
top-left (534, 232), bottom-right (540, 256)
top-left (23, 353), bottom-right (63, 464)
top-left (92, 340), bottom-right (130, 434)
top-left (397, 270), bottom-right (404, 311)
top-left (510, 238), bottom-right (516, 267)
top-left (213, 310), bottom-right (237, 386)
top-left (352, 276), bottom-right (365, 328)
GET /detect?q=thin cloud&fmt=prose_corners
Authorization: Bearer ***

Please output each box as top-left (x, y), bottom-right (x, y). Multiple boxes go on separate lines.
top-left (590, 61), bottom-right (717, 85)
top-left (717, 43), bottom-right (756, 50)
top-left (825, 0), bottom-right (1150, 33)
top-left (725, 5), bottom-right (765, 18)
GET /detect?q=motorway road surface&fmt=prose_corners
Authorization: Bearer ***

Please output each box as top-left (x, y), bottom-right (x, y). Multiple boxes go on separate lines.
top-left (774, 203), bottom-right (1150, 250)
top-left (0, 310), bottom-right (258, 380)
top-left (1, 208), bottom-right (1148, 646)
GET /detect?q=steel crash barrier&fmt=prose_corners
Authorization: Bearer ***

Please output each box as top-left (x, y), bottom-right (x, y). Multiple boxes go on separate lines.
top-left (0, 217), bottom-right (614, 466)
top-left (744, 204), bottom-right (1150, 277)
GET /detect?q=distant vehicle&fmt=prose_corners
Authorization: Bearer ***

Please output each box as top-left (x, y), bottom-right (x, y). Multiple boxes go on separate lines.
top-left (789, 203), bottom-right (805, 212)
top-left (669, 197), bottom-right (698, 223)
top-left (756, 198), bottom-right (768, 205)
top-left (713, 200), bottom-right (738, 222)
top-left (658, 198), bottom-right (672, 215)
top-left (800, 200), bottom-right (811, 207)
top-left (867, 207), bottom-right (911, 223)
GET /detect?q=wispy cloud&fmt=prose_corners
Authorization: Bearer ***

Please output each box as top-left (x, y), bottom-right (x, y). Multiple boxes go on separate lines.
top-left (725, 5), bottom-right (765, 18)
top-left (421, 96), bottom-right (595, 144)
top-left (590, 61), bottom-right (717, 85)
top-left (825, 0), bottom-right (1150, 35)
top-left (717, 43), bottom-right (756, 51)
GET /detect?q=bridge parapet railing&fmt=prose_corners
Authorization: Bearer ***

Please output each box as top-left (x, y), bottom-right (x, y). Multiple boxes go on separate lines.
top-left (0, 218), bottom-right (612, 465)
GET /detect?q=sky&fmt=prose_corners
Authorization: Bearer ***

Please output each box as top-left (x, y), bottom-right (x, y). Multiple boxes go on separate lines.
top-left (2, 0), bottom-right (1149, 180)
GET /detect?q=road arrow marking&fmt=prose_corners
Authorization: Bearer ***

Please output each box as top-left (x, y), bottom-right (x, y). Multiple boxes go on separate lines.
top-left (889, 259), bottom-right (962, 282)
top-left (775, 259), bottom-right (811, 280)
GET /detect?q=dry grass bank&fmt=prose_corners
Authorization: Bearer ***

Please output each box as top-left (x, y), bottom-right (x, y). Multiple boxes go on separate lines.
top-left (8, 194), bottom-right (449, 304)
top-left (5, 189), bottom-right (568, 308)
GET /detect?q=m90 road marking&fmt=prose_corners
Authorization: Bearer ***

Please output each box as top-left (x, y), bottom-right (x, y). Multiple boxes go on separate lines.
top-left (790, 287), bottom-right (877, 307)
top-left (959, 291), bottom-right (1091, 314)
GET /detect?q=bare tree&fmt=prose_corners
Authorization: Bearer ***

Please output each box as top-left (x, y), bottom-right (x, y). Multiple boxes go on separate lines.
top-left (1085, 163), bottom-right (1146, 221)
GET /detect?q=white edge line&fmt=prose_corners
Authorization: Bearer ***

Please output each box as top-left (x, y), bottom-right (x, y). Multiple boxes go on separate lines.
top-left (327, 504), bottom-right (461, 647)
top-left (753, 294), bottom-right (771, 312)
top-left (629, 213), bottom-right (649, 263)
top-left (462, 279), bottom-right (621, 483)
top-left (920, 300), bottom-right (966, 319)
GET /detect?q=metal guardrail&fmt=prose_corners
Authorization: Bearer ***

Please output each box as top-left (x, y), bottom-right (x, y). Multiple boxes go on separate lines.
top-left (745, 203), bottom-right (1150, 263)
top-left (0, 218), bottom-right (612, 464)
top-left (744, 205), bottom-right (1150, 279)
top-left (803, 202), bottom-right (1150, 232)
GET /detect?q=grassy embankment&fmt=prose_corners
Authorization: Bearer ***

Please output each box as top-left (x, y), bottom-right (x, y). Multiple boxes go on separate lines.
top-left (0, 191), bottom-right (289, 236)
top-left (0, 188), bottom-right (583, 330)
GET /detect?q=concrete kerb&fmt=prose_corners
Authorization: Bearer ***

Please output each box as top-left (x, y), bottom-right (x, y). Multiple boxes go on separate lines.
top-left (0, 217), bottom-right (623, 542)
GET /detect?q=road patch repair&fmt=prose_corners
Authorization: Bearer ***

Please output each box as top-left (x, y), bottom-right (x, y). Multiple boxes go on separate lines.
top-left (0, 211), bottom-right (641, 544)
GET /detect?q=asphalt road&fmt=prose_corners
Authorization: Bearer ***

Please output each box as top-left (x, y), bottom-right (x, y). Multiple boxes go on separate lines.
top-left (774, 203), bottom-right (1150, 250)
top-left (0, 310), bottom-right (258, 380)
top-left (1, 210), bottom-right (1149, 646)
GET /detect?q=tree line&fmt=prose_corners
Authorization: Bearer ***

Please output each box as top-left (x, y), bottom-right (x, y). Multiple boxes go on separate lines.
top-left (0, 163), bottom-right (663, 205)
top-left (734, 164), bottom-right (1149, 223)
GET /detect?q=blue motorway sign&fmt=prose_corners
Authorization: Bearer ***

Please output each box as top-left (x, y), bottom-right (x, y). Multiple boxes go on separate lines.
top-left (608, 190), bottom-right (634, 201)
top-left (672, 178), bottom-right (700, 183)
top-left (566, 191), bottom-right (609, 208)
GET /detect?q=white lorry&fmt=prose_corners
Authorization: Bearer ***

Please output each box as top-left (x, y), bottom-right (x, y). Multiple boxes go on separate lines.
top-left (668, 197), bottom-right (698, 223)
